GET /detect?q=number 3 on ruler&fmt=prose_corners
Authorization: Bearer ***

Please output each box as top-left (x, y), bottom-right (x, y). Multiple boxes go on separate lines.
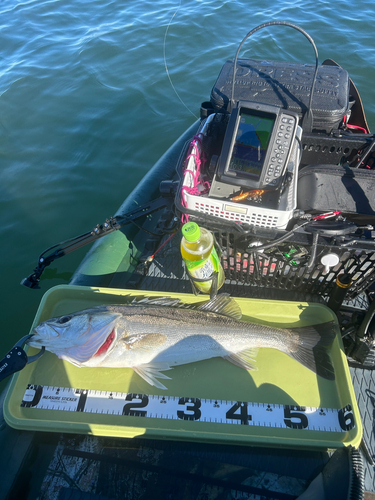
top-left (177, 398), bottom-right (202, 420)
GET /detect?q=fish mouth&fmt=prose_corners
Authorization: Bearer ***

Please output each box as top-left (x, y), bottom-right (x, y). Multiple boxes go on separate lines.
top-left (93, 329), bottom-right (116, 358)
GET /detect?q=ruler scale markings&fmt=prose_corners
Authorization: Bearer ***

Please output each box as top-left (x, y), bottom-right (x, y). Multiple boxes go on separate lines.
top-left (20, 385), bottom-right (355, 433)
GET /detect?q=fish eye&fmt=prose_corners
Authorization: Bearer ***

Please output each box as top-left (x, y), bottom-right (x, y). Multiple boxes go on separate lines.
top-left (57, 315), bottom-right (72, 324)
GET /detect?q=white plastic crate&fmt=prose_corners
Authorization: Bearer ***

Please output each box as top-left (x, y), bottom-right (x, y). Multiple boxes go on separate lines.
top-left (181, 115), bottom-right (302, 230)
top-left (184, 194), bottom-right (292, 228)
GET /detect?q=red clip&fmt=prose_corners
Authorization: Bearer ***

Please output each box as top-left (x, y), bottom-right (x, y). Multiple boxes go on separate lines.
top-left (313, 211), bottom-right (341, 220)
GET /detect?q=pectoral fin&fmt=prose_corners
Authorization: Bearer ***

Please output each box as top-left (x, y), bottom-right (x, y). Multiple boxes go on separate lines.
top-left (133, 362), bottom-right (172, 390)
top-left (224, 348), bottom-right (259, 371)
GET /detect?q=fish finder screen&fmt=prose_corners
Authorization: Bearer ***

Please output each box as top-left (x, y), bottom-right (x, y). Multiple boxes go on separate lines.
top-left (227, 111), bottom-right (275, 179)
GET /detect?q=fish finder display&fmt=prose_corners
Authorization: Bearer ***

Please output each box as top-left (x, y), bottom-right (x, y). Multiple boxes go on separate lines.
top-left (208, 101), bottom-right (299, 195)
top-left (228, 112), bottom-right (275, 180)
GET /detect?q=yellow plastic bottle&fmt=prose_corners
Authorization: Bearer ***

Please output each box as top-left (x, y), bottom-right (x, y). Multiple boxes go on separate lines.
top-left (181, 222), bottom-right (225, 294)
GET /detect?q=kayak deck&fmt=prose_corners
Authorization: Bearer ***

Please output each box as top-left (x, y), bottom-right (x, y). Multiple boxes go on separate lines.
top-left (3, 229), bottom-right (373, 498)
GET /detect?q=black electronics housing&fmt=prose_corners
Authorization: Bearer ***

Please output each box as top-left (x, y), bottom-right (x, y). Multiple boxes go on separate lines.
top-left (210, 58), bottom-right (350, 134)
top-left (209, 101), bottom-right (299, 198)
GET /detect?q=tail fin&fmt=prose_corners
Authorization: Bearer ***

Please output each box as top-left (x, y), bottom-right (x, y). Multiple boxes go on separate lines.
top-left (286, 321), bottom-right (337, 380)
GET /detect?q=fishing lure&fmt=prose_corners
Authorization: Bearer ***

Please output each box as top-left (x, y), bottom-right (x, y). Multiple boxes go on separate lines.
top-left (231, 189), bottom-right (268, 202)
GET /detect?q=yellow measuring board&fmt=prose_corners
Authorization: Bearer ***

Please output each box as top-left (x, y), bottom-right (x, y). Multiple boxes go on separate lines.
top-left (4, 285), bottom-right (362, 449)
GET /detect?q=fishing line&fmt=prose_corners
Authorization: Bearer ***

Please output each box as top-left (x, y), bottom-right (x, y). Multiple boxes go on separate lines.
top-left (163, 1), bottom-right (199, 120)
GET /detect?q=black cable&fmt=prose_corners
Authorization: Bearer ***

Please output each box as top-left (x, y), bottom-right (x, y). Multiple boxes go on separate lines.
top-left (120, 215), bottom-right (165, 237)
top-left (231, 21), bottom-right (319, 132)
top-left (353, 136), bottom-right (375, 168)
top-left (247, 220), bottom-right (311, 253)
top-left (306, 231), bottom-right (319, 271)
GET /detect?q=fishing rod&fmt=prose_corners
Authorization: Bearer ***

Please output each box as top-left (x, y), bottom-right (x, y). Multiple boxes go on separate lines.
top-left (21, 195), bottom-right (176, 289)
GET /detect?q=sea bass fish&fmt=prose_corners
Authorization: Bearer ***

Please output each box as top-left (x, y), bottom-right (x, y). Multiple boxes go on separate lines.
top-left (28, 295), bottom-right (336, 389)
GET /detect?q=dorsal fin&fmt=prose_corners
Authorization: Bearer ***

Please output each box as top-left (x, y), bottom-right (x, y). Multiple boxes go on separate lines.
top-left (121, 294), bottom-right (242, 320)
top-left (132, 296), bottom-right (181, 307)
top-left (196, 294), bottom-right (242, 320)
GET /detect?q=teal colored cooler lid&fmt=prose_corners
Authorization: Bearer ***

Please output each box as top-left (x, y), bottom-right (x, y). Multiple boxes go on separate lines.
top-left (182, 222), bottom-right (200, 242)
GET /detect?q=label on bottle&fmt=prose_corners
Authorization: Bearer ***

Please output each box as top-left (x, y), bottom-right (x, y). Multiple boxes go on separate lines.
top-left (184, 247), bottom-right (222, 293)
